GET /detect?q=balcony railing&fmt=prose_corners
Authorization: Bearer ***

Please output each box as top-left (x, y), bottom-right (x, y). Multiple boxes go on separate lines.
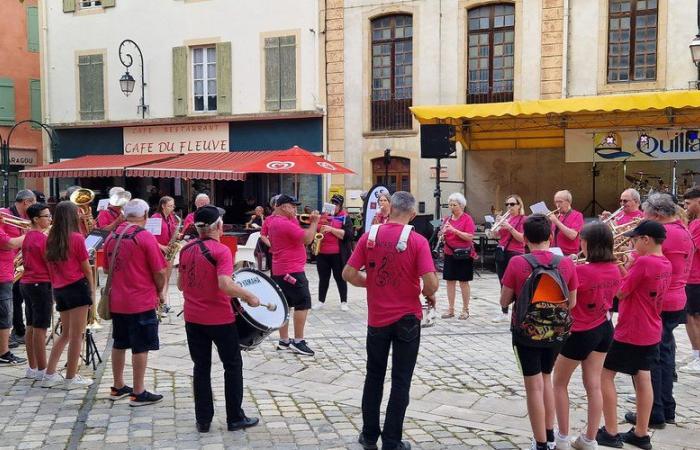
top-left (371, 98), bottom-right (413, 131)
top-left (466, 87), bottom-right (513, 104)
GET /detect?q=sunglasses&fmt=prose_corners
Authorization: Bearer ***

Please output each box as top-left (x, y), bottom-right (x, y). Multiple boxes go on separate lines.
top-left (505, 202), bottom-right (517, 207)
top-left (619, 199), bottom-right (629, 204)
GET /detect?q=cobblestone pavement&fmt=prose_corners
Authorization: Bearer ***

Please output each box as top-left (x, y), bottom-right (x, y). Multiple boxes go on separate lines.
top-left (1, 266), bottom-right (698, 449)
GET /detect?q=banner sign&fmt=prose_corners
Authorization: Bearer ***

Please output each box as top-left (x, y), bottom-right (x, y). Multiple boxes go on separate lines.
top-left (123, 122), bottom-right (229, 155)
top-left (565, 129), bottom-right (700, 163)
top-left (362, 184), bottom-right (390, 233)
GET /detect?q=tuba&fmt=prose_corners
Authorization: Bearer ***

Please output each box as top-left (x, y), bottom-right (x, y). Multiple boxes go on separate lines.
top-left (70, 188), bottom-right (95, 233)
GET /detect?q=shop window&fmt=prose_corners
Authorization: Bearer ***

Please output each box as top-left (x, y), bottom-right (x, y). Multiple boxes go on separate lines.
top-left (607, 0), bottom-right (657, 82)
top-left (372, 156), bottom-right (410, 192)
top-left (371, 14), bottom-right (413, 131)
top-left (63, 0), bottom-right (114, 13)
top-left (192, 46), bottom-right (217, 112)
top-left (264, 35), bottom-right (297, 111)
top-left (78, 54), bottom-right (104, 120)
top-left (467, 4), bottom-right (514, 104)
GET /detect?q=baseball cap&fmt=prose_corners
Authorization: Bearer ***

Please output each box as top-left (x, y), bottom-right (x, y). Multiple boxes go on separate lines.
top-left (623, 219), bottom-right (666, 240)
top-left (194, 205), bottom-right (222, 226)
top-left (275, 194), bottom-right (301, 207)
top-left (331, 194), bottom-right (344, 205)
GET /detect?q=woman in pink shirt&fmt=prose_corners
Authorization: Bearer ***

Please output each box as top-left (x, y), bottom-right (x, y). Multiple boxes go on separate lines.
top-left (151, 196), bottom-right (178, 305)
top-left (372, 193), bottom-right (391, 225)
top-left (552, 223), bottom-right (622, 449)
top-left (41, 201), bottom-right (95, 390)
top-left (439, 193), bottom-right (475, 320)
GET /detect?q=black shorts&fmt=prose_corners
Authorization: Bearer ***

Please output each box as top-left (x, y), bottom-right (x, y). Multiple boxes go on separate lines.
top-left (53, 278), bottom-right (92, 312)
top-left (513, 339), bottom-right (562, 377)
top-left (443, 254), bottom-right (474, 282)
top-left (272, 272), bottom-right (311, 311)
top-left (112, 310), bottom-right (159, 354)
top-left (560, 320), bottom-right (614, 361)
top-left (20, 282), bottom-right (53, 329)
top-left (0, 282), bottom-right (12, 329)
top-left (686, 284), bottom-right (700, 315)
top-left (604, 340), bottom-right (660, 375)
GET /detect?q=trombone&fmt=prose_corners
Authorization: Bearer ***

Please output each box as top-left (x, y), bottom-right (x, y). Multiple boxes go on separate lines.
top-left (545, 207), bottom-right (561, 217)
top-left (0, 211), bottom-right (31, 230)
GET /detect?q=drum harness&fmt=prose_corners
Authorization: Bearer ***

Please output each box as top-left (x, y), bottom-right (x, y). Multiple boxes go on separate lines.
top-left (175, 238), bottom-right (218, 318)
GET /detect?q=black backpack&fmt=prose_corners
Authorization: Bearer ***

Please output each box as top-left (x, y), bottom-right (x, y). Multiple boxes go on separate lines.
top-left (512, 254), bottom-right (572, 348)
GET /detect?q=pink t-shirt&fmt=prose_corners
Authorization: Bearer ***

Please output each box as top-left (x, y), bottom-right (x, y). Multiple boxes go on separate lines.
top-left (347, 223), bottom-right (436, 327)
top-left (152, 212), bottom-right (177, 246)
top-left (552, 209), bottom-right (585, 256)
top-left (318, 214), bottom-right (346, 255)
top-left (502, 249), bottom-right (579, 299)
top-left (443, 213), bottom-right (475, 256)
top-left (20, 230), bottom-right (50, 284)
top-left (372, 212), bottom-right (389, 225)
top-left (616, 254), bottom-right (672, 346)
top-left (616, 209), bottom-right (644, 225)
top-left (183, 212), bottom-right (195, 234)
top-left (102, 223), bottom-right (167, 314)
top-left (47, 232), bottom-right (89, 289)
top-left (661, 221), bottom-right (693, 312)
top-left (260, 213), bottom-right (279, 239)
top-left (268, 215), bottom-right (307, 276)
top-left (572, 262), bottom-right (621, 332)
top-left (0, 208), bottom-right (25, 260)
top-left (96, 206), bottom-right (121, 229)
top-left (179, 238), bottom-right (236, 325)
top-left (0, 229), bottom-right (14, 283)
top-left (498, 215), bottom-right (526, 254)
top-left (687, 220), bottom-right (700, 285)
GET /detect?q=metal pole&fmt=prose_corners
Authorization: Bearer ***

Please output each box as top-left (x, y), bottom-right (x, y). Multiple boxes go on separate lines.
top-left (434, 158), bottom-right (442, 221)
top-left (1, 139), bottom-right (9, 208)
top-left (118, 39), bottom-right (147, 118)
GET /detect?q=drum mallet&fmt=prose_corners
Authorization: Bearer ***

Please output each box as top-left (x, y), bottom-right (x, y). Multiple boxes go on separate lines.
top-left (258, 302), bottom-right (277, 312)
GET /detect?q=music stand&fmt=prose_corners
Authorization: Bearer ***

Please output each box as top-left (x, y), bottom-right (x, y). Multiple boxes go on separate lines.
top-left (583, 148), bottom-right (605, 216)
top-left (82, 328), bottom-right (102, 370)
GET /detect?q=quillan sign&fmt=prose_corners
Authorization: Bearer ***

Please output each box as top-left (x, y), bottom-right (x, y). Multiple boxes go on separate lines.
top-left (123, 123), bottom-right (229, 155)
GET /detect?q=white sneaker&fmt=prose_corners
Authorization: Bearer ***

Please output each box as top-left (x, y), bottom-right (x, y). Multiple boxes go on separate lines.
top-left (491, 312), bottom-right (509, 323)
top-left (41, 372), bottom-right (64, 388)
top-left (312, 302), bottom-right (324, 310)
top-left (64, 374), bottom-right (94, 390)
top-left (340, 303), bottom-right (349, 311)
top-left (571, 434), bottom-right (598, 450)
top-left (555, 431), bottom-right (571, 450)
top-left (679, 358), bottom-right (700, 374)
top-left (34, 369), bottom-right (46, 381)
top-left (25, 368), bottom-right (37, 379)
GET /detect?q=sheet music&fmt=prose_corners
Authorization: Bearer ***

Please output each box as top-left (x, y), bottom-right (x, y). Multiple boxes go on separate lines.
top-left (84, 234), bottom-right (104, 253)
top-left (529, 201), bottom-right (550, 215)
top-left (484, 215), bottom-right (495, 224)
top-left (549, 247), bottom-right (564, 256)
top-left (96, 199), bottom-right (109, 211)
top-left (146, 218), bottom-right (162, 235)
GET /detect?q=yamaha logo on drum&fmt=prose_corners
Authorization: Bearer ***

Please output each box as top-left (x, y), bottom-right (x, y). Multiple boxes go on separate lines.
top-left (238, 277), bottom-right (262, 288)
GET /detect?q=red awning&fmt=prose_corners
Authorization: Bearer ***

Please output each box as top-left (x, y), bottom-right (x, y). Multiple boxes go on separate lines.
top-left (125, 152), bottom-right (262, 180)
top-left (20, 154), bottom-right (177, 178)
top-left (238, 146), bottom-right (354, 174)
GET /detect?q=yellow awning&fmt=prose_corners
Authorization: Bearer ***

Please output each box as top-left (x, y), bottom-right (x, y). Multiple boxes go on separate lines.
top-left (410, 90), bottom-right (700, 151)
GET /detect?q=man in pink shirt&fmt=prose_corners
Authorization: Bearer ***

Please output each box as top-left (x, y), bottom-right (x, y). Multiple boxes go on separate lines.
top-left (0, 221), bottom-right (26, 366)
top-left (103, 199), bottom-right (167, 407)
top-left (551, 190), bottom-right (585, 256)
top-left (601, 188), bottom-right (644, 226)
top-left (681, 187), bottom-right (700, 374)
top-left (343, 191), bottom-right (438, 450)
top-left (96, 187), bottom-right (129, 232)
top-left (268, 195), bottom-right (320, 356)
top-left (182, 193), bottom-right (210, 239)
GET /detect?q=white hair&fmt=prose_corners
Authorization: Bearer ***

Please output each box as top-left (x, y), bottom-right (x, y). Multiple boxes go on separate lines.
top-left (124, 199), bottom-right (150, 218)
top-left (623, 188), bottom-right (641, 204)
top-left (643, 193), bottom-right (677, 218)
top-left (448, 192), bottom-right (467, 208)
top-left (555, 190), bottom-right (573, 203)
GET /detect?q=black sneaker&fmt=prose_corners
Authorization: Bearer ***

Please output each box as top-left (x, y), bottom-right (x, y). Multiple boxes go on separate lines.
top-left (110, 385), bottom-right (133, 400)
top-left (196, 422), bottom-right (210, 433)
top-left (596, 426), bottom-right (623, 448)
top-left (8, 340), bottom-right (19, 349)
top-left (665, 417), bottom-right (676, 425)
top-left (624, 411), bottom-right (666, 430)
top-left (129, 390), bottom-right (163, 407)
top-left (9, 333), bottom-right (25, 346)
top-left (358, 433), bottom-right (378, 450)
top-left (290, 340), bottom-right (315, 356)
top-left (620, 427), bottom-right (652, 450)
top-left (0, 351), bottom-right (27, 365)
top-left (227, 416), bottom-right (259, 431)
top-left (276, 340), bottom-right (290, 351)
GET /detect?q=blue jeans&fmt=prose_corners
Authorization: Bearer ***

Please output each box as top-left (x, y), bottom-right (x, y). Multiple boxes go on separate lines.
top-left (650, 310), bottom-right (684, 422)
top-left (362, 315), bottom-right (420, 450)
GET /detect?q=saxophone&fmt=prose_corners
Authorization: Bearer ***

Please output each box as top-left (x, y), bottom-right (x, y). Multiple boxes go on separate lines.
top-left (311, 232), bottom-right (324, 256)
top-left (164, 214), bottom-right (184, 263)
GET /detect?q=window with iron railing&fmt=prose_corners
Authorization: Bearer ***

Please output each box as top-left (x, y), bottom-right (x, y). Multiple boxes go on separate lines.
top-left (467, 4), bottom-right (514, 104)
top-left (371, 14), bottom-right (413, 131)
top-left (607, 0), bottom-right (657, 82)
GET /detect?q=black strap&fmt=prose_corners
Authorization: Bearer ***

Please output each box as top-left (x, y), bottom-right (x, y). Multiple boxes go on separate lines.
top-left (181, 238), bottom-right (217, 267)
top-left (523, 253), bottom-right (562, 270)
top-left (553, 210), bottom-right (572, 246)
top-left (9, 205), bottom-right (20, 217)
top-left (109, 226), bottom-right (146, 241)
top-left (503, 215), bottom-right (524, 251)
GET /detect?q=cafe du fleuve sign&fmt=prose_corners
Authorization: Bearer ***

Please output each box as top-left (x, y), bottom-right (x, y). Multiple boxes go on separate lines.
top-left (565, 129), bottom-right (700, 163)
top-left (123, 123), bottom-right (229, 155)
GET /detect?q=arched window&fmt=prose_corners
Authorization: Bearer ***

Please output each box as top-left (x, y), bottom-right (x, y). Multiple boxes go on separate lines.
top-left (607, 0), bottom-right (657, 82)
top-left (467, 4), bottom-right (514, 104)
top-left (371, 14), bottom-right (413, 130)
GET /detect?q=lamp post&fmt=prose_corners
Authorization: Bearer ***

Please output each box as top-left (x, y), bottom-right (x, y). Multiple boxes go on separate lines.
top-left (383, 148), bottom-right (391, 191)
top-left (690, 0), bottom-right (700, 87)
top-left (118, 39), bottom-right (147, 118)
top-left (0, 120), bottom-right (58, 207)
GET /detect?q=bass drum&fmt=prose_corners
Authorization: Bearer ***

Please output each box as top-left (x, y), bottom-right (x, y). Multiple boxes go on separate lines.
top-left (232, 268), bottom-right (289, 350)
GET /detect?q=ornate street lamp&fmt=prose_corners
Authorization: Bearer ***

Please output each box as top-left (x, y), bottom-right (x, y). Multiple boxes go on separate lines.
top-left (118, 39), bottom-right (147, 118)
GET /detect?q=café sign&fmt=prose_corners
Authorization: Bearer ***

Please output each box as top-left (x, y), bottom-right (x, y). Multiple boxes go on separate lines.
top-left (123, 122), bottom-right (229, 155)
top-left (566, 128), bottom-right (700, 162)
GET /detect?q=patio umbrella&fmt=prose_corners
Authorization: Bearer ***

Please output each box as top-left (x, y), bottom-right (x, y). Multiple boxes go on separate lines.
top-left (239, 146), bottom-right (354, 175)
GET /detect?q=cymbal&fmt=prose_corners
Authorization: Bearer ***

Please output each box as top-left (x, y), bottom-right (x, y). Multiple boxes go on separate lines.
top-left (244, 210), bottom-right (257, 215)
top-left (682, 170), bottom-right (700, 176)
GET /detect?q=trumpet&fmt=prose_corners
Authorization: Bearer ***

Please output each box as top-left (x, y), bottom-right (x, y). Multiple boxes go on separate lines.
top-left (490, 210), bottom-right (512, 233)
top-left (545, 207), bottom-right (561, 217)
top-left (0, 211), bottom-right (31, 230)
top-left (601, 205), bottom-right (625, 224)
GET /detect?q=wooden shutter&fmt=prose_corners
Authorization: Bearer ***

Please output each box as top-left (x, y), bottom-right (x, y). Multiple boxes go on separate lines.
top-left (27, 7), bottom-right (39, 53)
top-left (29, 80), bottom-right (41, 126)
top-left (101, 0), bottom-right (116, 7)
top-left (63, 0), bottom-right (76, 13)
top-left (0, 78), bottom-right (16, 126)
top-left (279, 36), bottom-right (296, 110)
top-left (78, 54), bottom-right (104, 120)
top-left (264, 37), bottom-right (281, 111)
top-left (216, 41), bottom-right (232, 115)
top-left (172, 46), bottom-right (188, 116)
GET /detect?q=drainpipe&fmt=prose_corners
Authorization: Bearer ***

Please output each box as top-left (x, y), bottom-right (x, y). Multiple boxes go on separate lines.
top-left (561, 0), bottom-right (570, 98)
top-left (39, 0), bottom-right (55, 197)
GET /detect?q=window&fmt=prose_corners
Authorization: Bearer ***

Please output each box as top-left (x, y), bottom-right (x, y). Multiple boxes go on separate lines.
top-left (0, 78), bottom-right (15, 126)
top-left (27, 6), bottom-right (39, 53)
top-left (78, 54), bottom-right (104, 120)
top-left (371, 14), bottom-right (413, 131)
top-left (607, 0), bottom-right (657, 82)
top-left (372, 157), bottom-right (410, 192)
top-left (467, 4), bottom-right (514, 104)
top-left (192, 46), bottom-right (217, 112)
top-left (79, 1), bottom-right (102, 8)
top-left (264, 35), bottom-right (297, 111)
top-left (30, 80), bottom-right (41, 126)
